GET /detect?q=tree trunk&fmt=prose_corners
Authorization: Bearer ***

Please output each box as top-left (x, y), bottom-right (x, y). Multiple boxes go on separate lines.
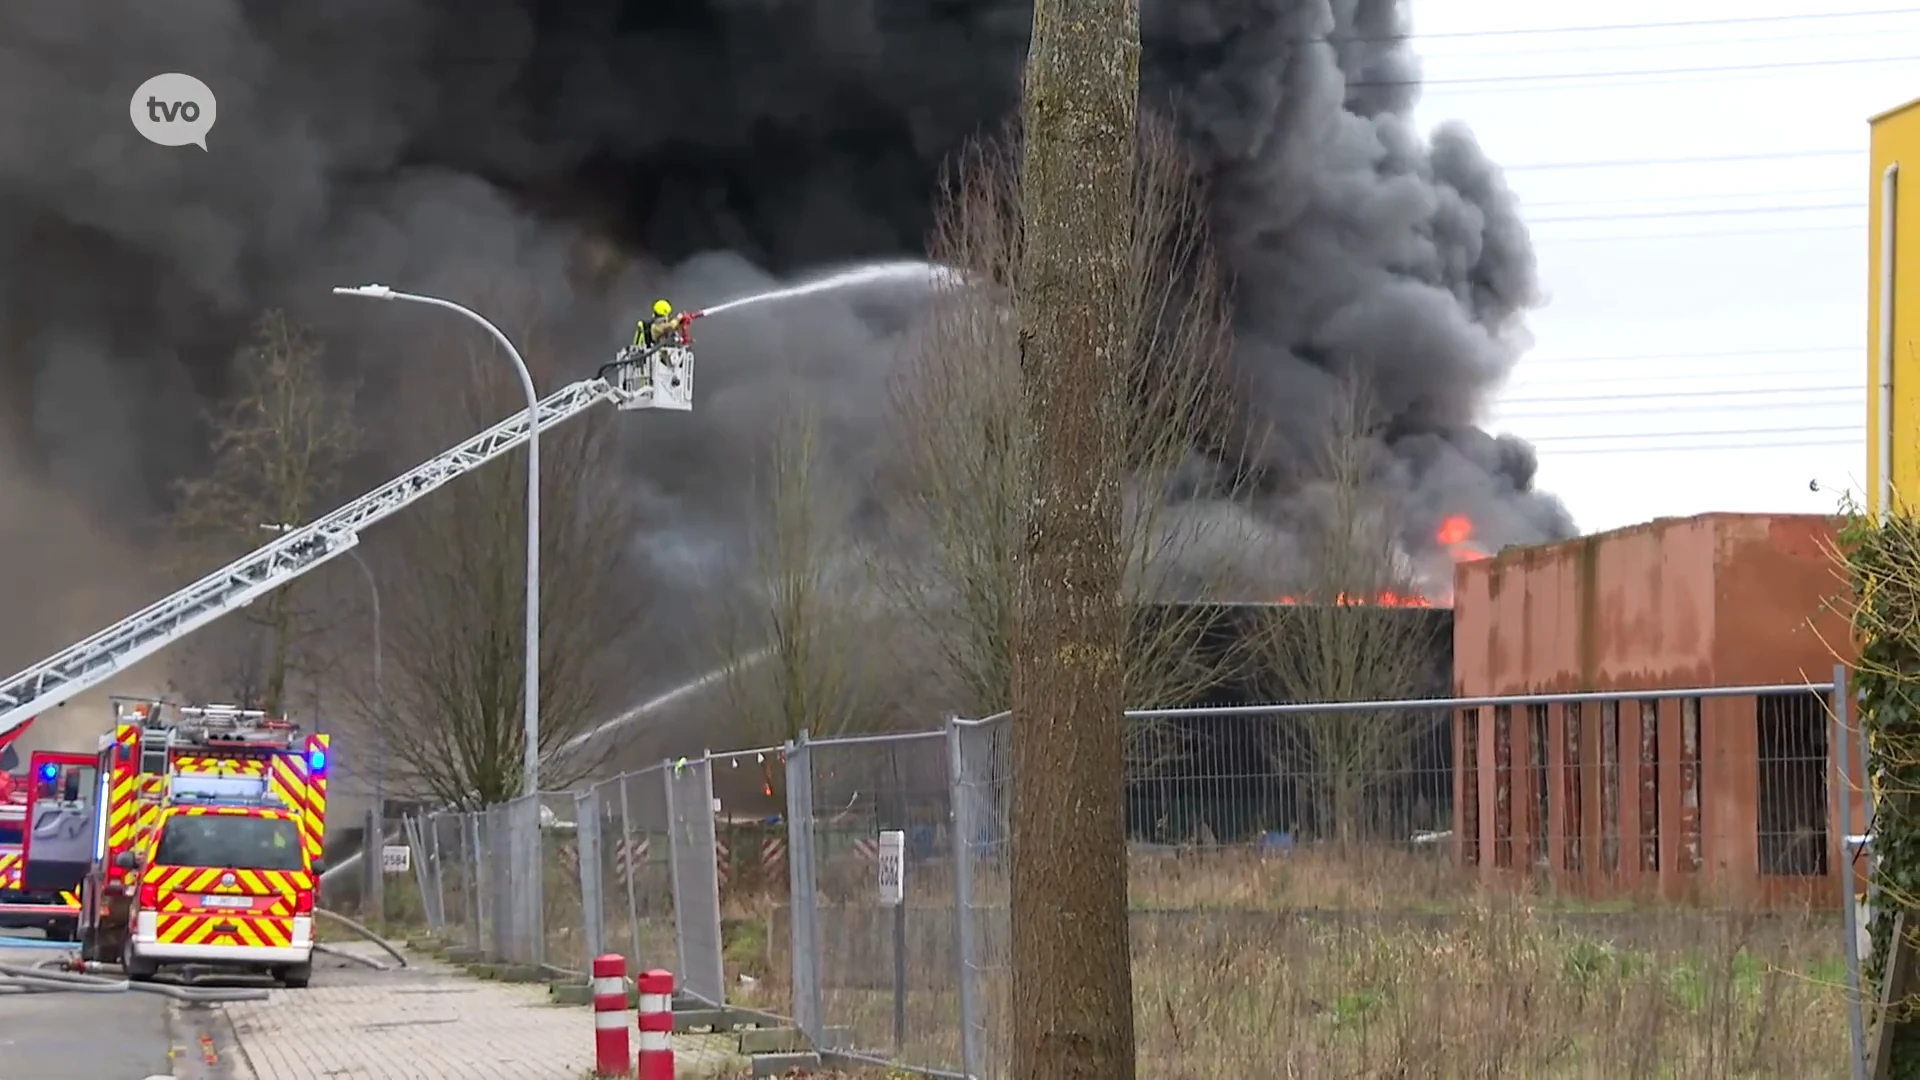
top-left (264, 589), bottom-right (293, 716)
top-left (1008, 0), bottom-right (1140, 1076)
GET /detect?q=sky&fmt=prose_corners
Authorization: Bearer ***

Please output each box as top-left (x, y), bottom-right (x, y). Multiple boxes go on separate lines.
top-left (1410, 0), bottom-right (1914, 533)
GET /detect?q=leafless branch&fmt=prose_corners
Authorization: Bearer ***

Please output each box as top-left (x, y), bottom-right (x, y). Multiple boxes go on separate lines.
top-left (875, 113), bottom-right (1247, 728)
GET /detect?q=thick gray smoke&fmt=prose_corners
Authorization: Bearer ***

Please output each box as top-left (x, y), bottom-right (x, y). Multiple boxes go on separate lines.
top-left (0, 0), bottom-right (1571, 742)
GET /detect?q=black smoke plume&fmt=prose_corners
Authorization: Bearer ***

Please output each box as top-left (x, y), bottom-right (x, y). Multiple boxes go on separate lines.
top-left (0, 0), bottom-right (1573, 730)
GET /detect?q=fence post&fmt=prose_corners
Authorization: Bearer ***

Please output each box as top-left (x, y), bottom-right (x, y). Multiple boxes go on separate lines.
top-left (578, 786), bottom-right (606, 973)
top-left (785, 732), bottom-right (825, 1046)
top-left (527, 795), bottom-right (548, 969)
top-left (1837, 665), bottom-right (1869, 1080)
top-left (488, 807), bottom-right (511, 962)
top-left (946, 719), bottom-right (982, 1079)
top-left (619, 773), bottom-right (643, 969)
top-left (464, 812), bottom-right (484, 953)
top-left (426, 815), bottom-right (446, 930)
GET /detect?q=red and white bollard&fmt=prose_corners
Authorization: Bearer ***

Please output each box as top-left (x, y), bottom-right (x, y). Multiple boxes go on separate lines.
top-left (636, 968), bottom-right (675, 1080)
top-left (591, 954), bottom-right (632, 1078)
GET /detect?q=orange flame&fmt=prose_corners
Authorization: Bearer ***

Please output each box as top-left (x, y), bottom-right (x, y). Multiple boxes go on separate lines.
top-left (1437, 513), bottom-right (1489, 564)
top-left (1275, 591), bottom-right (1436, 608)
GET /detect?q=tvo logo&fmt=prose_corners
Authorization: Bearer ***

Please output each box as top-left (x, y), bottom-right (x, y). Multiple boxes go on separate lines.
top-left (129, 73), bottom-right (217, 150)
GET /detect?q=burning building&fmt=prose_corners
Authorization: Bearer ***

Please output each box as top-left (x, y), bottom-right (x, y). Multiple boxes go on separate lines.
top-left (1450, 513), bottom-right (1858, 907)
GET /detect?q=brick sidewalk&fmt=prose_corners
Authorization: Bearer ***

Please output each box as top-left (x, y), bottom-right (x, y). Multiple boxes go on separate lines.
top-left (216, 946), bottom-right (744, 1079)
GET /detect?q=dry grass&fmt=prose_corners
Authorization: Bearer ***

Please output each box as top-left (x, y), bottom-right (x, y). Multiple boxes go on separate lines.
top-left (419, 840), bottom-right (1856, 1078)
top-left (730, 846), bottom-right (1856, 1079)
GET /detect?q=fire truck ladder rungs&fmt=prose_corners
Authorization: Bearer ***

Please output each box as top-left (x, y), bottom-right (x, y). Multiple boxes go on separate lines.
top-left (0, 353), bottom-right (674, 739)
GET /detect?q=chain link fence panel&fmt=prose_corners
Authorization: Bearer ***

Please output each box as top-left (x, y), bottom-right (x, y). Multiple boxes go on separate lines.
top-left (666, 755), bottom-right (725, 1006)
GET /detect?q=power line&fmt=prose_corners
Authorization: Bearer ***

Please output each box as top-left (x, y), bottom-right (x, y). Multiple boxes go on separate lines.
top-left (1540, 223), bottom-right (1858, 243)
top-left (1500, 149), bottom-right (1859, 172)
top-left (1426, 23), bottom-right (1920, 62)
top-left (1503, 399), bottom-right (1861, 420)
top-left (1499, 384), bottom-right (1858, 405)
top-left (1396, 9), bottom-right (1920, 43)
top-left (1540, 438), bottom-right (1857, 456)
top-left (1510, 369), bottom-right (1853, 390)
top-left (1523, 345), bottom-right (1852, 364)
top-left (1529, 202), bottom-right (1857, 224)
top-left (1521, 187), bottom-right (1858, 209)
top-left (1523, 424), bottom-right (1858, 442)
top-left (1368, 53), bottom-right (1920, 89)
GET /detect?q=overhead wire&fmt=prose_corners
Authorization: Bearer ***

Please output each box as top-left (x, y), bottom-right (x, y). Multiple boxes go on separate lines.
top-left (1499, 384), bottom-right (1858, 405)
top-left (1356, 8), bottom-right (1920, 44)
top-left (1354, 53), bottom-right (1920, 90)
top-left (1525, 424), bottom-right (1858, 443)
top-left (1500, 149), bottom-right (1861, 171)
top-left (1537, 438), bottom-right (1858, 456)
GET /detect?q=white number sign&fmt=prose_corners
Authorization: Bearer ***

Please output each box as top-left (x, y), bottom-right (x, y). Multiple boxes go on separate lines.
top-left (877, 830), bottom-right (905, 906)
top-left (381, 844), bottom-right (412, 874)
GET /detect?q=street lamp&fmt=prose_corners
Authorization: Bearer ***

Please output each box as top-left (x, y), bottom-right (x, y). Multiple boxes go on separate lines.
top-left (331, 284), bottom-right (543, 799)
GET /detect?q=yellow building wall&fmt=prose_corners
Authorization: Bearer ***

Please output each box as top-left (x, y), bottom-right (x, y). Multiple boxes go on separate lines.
top-left (1868, 96), bottom-right (1920, 515)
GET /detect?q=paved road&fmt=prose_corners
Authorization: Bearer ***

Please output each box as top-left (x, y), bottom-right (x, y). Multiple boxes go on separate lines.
top-left (0, 937), bottom-right (174, 1080)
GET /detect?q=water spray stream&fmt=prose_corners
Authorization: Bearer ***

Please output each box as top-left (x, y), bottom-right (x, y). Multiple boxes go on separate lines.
top-left (559, 647), bottom-right (775, 756)
top-left (695, 261), bottom-right (959, 318)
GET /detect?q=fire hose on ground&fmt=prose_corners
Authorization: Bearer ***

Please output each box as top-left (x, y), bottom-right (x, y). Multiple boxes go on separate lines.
top-left (0, 906), bottom-right (410, 992)
top-left (0, 958), bottom-right (271, 1002)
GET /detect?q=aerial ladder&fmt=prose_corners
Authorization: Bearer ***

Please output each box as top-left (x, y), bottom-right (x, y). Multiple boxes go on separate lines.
top-left (0, 341), bottom-right (694, 741)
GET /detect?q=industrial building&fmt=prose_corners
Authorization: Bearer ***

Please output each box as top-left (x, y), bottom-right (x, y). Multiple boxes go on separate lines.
top-left (1449, 513), bottom-right (1858, 906)
top-left (1869, 94), bottom-right (1920, 513)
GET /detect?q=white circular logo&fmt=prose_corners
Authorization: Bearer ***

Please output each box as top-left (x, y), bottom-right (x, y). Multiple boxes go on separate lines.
top-left (129, 73), bottom-right (217, 150)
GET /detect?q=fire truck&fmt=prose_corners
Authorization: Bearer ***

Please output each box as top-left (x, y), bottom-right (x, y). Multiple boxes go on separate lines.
top-left (21, 701), bottom-right (330, 986)
top-left (0, 718), bottom-right (81, 939)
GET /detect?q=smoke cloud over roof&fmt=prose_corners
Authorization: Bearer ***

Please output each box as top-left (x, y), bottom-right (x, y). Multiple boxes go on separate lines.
top-left (0, 0), bottom-right (1573, 727)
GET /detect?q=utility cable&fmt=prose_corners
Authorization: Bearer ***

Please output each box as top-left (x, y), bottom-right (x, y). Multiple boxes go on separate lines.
top-left (1529, 202), bottom-right (1857, 223)
top-left (1524, 424), bottom-right (1858, 443)
top-left (1501, 149), bottom-right (1860, 171)
top-left (1522, 345), bottom-right (1853, 365)
top-left (1500, 384), bottom-right (1859, 405)
top-left (1538, 437), bottom-right (1857, 456)
top-left (1377, 9), bottom-right (1920, 44)
top-left (1540, 223), bottom-right (1857, 243)
top-left (1522, 187), bottom-right (1858, 209)
top-left (1358, 53), bottom-right (1920, 89)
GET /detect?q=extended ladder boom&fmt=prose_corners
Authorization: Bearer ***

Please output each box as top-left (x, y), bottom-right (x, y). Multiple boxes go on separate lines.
top-left (0, 346), bottom-right (690, 738)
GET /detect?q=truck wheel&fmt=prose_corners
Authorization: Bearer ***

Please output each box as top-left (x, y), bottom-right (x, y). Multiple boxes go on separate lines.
top-left (44, 919), bottom-right (76, 943)
top-left (120, 937), bottom-right (157, 982)
top-left (278, 963), bottom-right (311, 989)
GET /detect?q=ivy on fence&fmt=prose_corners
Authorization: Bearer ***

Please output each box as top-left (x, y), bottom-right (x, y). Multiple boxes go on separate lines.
top-left (1838, 505), bottom-right (1920, 1075)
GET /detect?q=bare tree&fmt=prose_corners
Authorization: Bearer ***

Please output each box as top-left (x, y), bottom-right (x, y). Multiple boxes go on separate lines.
top-left (355, 294), bottom-right (642, 809)
top-left (169, 310), bottom-right (359, 714)
top-left (1247, 378), bottom-right (1450, 845)
top-left (714, 405), bottom-right (876, 798)
top-left (1005, 0), bottom-right (1144, 1070)
top-left (879, 117), bottom-right (1242, 721)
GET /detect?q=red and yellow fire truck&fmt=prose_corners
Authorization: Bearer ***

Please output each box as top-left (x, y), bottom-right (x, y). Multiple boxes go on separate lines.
top-left (0, 719), bottom-right (82, 939)
top-left (23, 701), bottom-right (330, 986)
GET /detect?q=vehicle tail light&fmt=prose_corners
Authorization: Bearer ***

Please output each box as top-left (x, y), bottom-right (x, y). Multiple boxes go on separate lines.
top-left (138, 880), bottom-right (158, 908)
top-left (293, 888), bottom-right (314, 915)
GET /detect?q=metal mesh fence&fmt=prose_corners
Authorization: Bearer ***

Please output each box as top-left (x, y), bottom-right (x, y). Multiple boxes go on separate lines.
top-left (388, 678), bottom-right (1869, 1079)
top-left (799, 731), bottom-right (961, 1072)
top-left (946, 684), bottom-right (1860, 1080)
top-left (666, 755), bottom-right (726, 1006)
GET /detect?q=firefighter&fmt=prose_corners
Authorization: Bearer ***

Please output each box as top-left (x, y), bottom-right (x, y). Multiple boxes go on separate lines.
top-left (632, 299), bottom-right (684, 352)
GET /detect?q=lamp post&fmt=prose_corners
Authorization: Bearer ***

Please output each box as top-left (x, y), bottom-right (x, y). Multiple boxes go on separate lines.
top-left (330, 285), bottom-right (543, 799)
